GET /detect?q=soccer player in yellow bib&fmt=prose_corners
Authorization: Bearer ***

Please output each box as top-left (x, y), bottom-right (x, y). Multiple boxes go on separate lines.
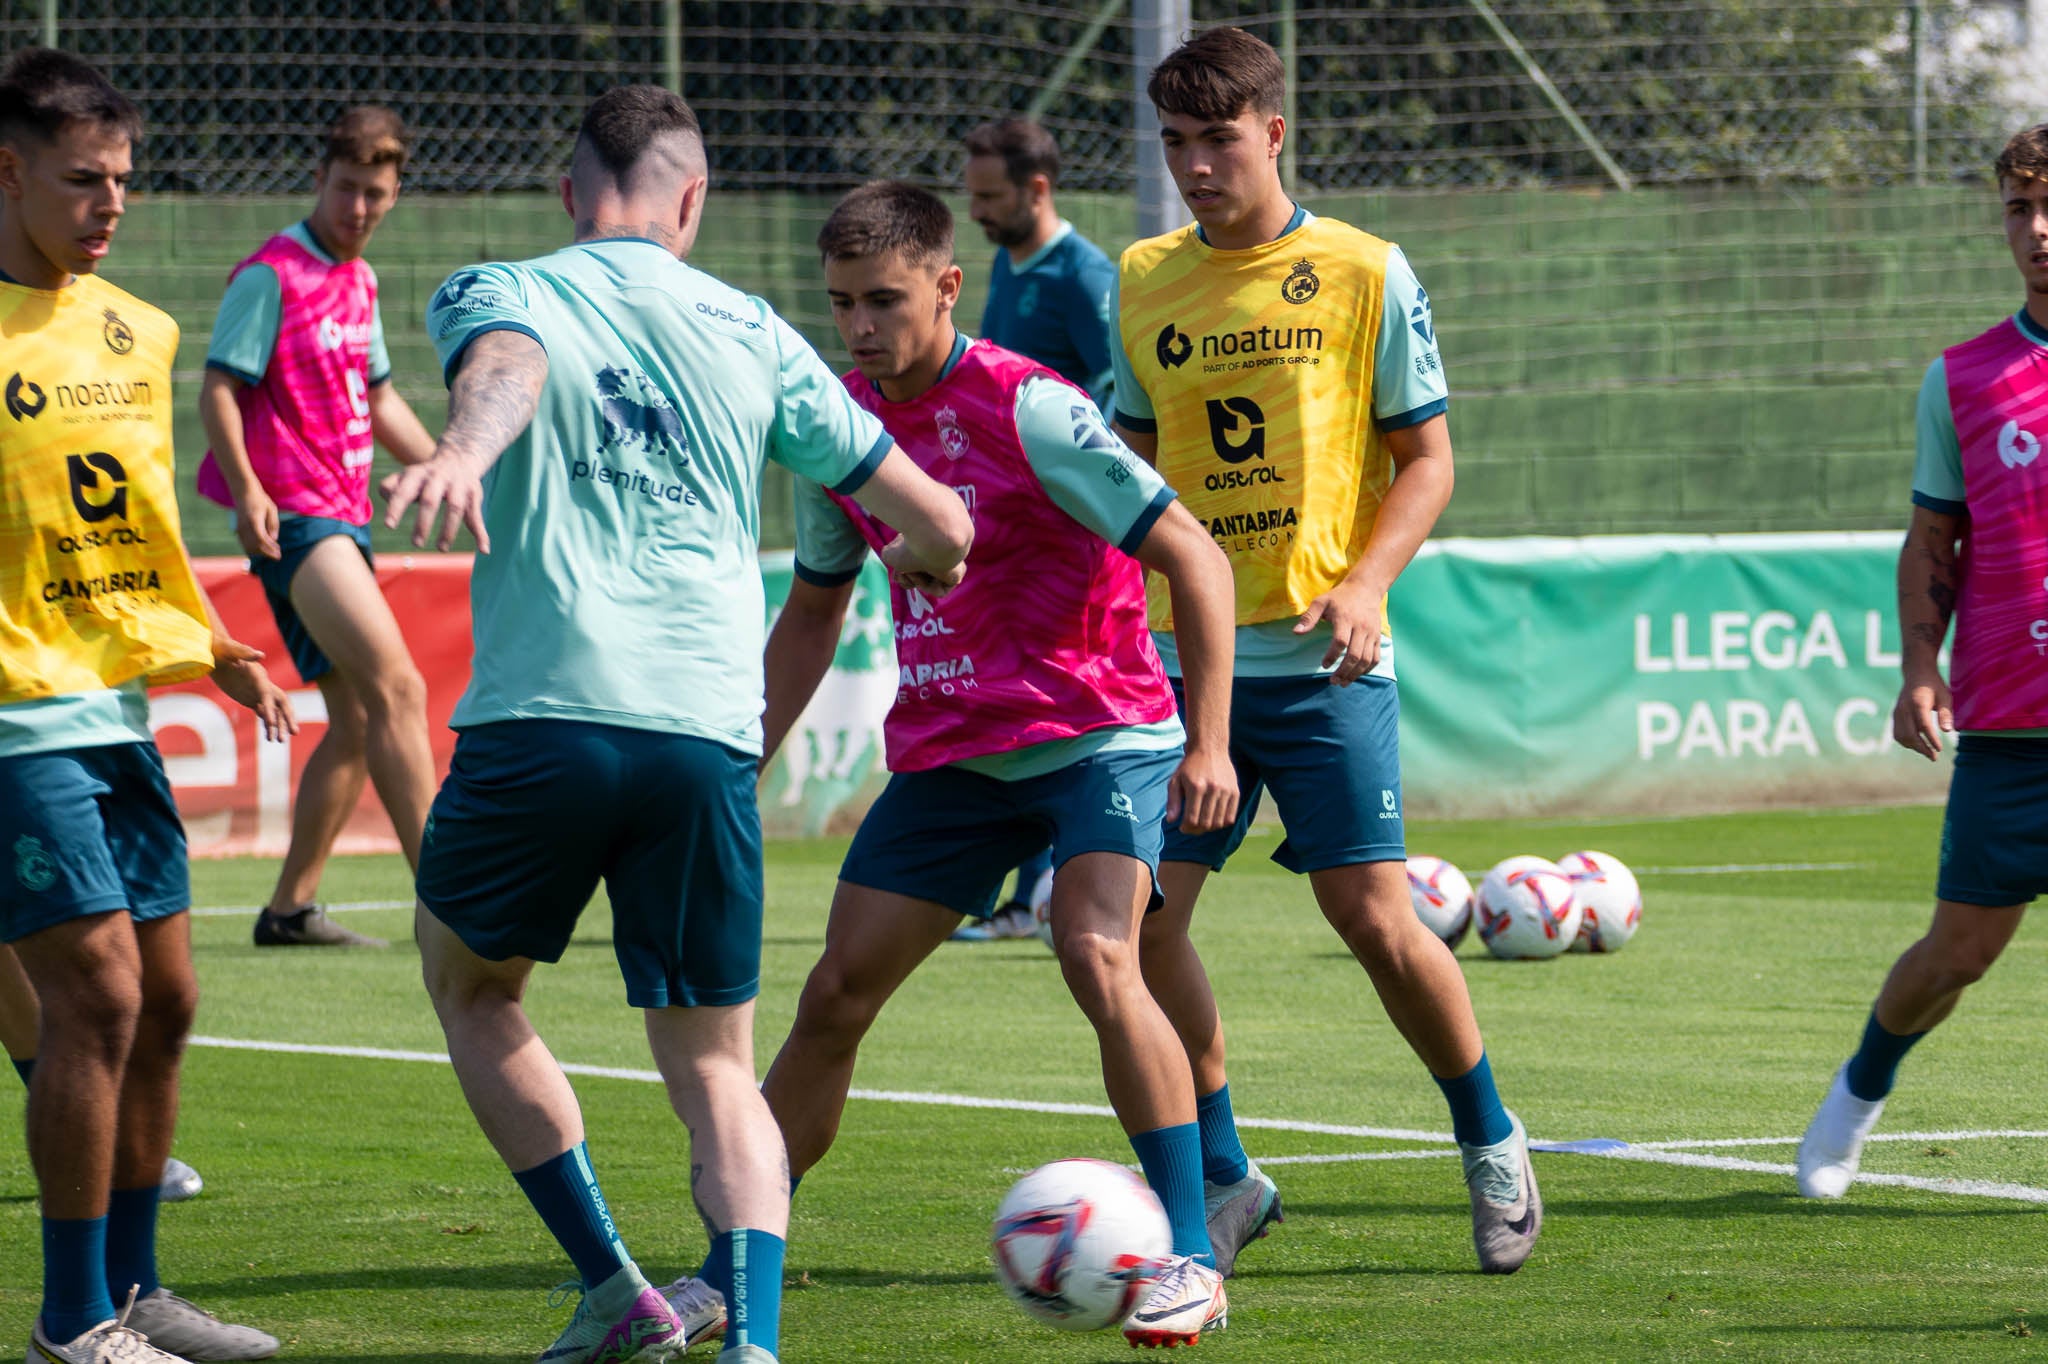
top-left (1110, 27), bottom-right (1542, 1278)
top-left (0, 48), bottom-right (295, 1364)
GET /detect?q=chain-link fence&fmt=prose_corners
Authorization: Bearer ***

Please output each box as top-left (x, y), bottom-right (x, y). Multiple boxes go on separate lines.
top-left (0, 1), bottom-right (2026, 193)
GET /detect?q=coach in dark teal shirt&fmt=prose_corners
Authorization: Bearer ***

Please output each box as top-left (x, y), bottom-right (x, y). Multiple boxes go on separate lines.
top-left (964, 118), bottom-right (1118, 414)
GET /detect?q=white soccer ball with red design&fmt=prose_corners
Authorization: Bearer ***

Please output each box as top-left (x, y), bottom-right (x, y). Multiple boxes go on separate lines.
top-left (1475, 856), bottom-right (1581, 960)
top-left (1030, 866), bottom-right (1057, 951)
top-left (992, 1158), bottom-right (1173, 1331)
top-left (1558, 849), bottom-right (1642, 953)
top-left (1406, 855), bottom-right (1474, 948)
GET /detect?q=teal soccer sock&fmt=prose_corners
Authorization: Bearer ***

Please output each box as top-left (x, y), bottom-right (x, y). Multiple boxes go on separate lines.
top-left (1844, 1012), bottom-right (1927, 1102)
top-left (104, 1185), bottom-right (161, 1302)
top-left (512, 1143), bottom-right (631, 1288)
top-left (709, 1228), bottom-right (784, 1355)
top-left (1130, 1123), bottom-right (1213, 1267)
top-left (1195, 1085), bottom-right (1250, 1186)
top-left (41, 1215), bottom-right (114, 1344)
top-left (1436, 1053), bottom-right (1513, 1148)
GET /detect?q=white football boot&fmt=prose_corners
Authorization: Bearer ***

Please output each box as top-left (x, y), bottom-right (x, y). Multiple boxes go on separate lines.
top-left (1796, 1064), bottom-right (1884, 1198)
top-left (1121, 1256), bottom-right (1226, 1348)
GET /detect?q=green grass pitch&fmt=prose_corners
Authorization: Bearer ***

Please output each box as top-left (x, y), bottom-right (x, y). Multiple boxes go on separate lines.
top-left (2, 805), bottom-right (2043, 1361)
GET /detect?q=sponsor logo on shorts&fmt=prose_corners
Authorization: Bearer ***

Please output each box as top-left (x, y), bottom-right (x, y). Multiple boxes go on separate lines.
top-left (1106, 790), bottom-right (1138, 822)
top-left (1380, 788), bottom-right (1401, 820)
top-left (14, 835), bottom-right (56, 892)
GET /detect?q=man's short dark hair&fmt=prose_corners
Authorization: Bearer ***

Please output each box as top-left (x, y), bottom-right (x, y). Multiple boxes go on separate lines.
top-left (324, 104), bottom-right (408, 172)
top-left (817, 180), bottom-right (954, 269)
top-left (1996, 124), bottom-right (2048, 189)
top-left (575, 84), bottom-right (703, 184)
top-left (0, 47), bottom-right (141, 148)
top-left (1147, 27), bottom-right (1285, 121)
top-left (964, 118), bottom-right (1060, 190)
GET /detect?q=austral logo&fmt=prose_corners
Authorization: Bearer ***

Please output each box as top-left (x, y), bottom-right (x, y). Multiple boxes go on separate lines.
top-left (101, 308), bottom-right (134, 355)
top-left (1156, 323), bottom-right (1193, 370)
top-left (1205, 397), bottom-right (1266, 464)
top-left (67, 451), bottom-right (128, 522)
top-left (5, 373), bottom-right (46, 420)
top-left (1281, 258), bottom-right (1320, 304)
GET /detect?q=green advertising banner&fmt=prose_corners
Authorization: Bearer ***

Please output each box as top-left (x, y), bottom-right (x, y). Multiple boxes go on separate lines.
top-left (755, 533), bottom-right (1951, 835)
top-left (1390, 533), bottom-right (1949, 819)
top-left (756, 551), bottom-right (898, 839)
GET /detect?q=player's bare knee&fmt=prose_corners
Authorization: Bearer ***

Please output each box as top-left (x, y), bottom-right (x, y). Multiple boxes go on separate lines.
top-left (793, 960), bottom-right (886, 1041)
top-left (1055, 930), bottom-right (1132, 1012)
top-left (364, 664), bottom-right (429, 722)
top-left (136, 971), bottom-right (199, 1046)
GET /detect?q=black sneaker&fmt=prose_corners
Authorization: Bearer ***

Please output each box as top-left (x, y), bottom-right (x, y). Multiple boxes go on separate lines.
top-left (253, 905), bottom-right (388, 948)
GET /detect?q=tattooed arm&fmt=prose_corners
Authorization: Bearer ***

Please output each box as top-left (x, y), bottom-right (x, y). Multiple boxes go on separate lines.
top-left (380, 330), bottom-right (549, 552)
top-left (1893, 501), bottom-right (1964, 759)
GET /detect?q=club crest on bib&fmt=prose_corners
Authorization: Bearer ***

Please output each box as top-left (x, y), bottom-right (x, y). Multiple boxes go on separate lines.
top-left (936, 404), bottom-right (970, 460)
top-left (1281, 258), bottom-right (1320, 305)
top-left (102, 308), bottom-right (134, 355)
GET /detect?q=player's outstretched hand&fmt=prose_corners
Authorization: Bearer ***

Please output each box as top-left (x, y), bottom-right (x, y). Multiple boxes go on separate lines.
top-left (1167, 743), bottom-right (1238, 836)
top-left (232, 487), bottom-right (282, 561)
top-left (1295, 578), bottom-right (1383, 686)
top-left (382, 452), bottom-right (491, 553)
top-left (1893, 672), bottom-right (1953, 760)
top-left (209, 637), bottom-right (297, 742)
top-left (878, 533), bottom-right (965, 597)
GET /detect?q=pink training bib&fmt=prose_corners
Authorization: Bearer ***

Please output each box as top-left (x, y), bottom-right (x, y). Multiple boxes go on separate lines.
top-left (833, 340), bottom-right (1176, 772)
top-left (197, 232), bottom-right (379, 523)
top-left (1945, 315), bottom-right (2048, 730)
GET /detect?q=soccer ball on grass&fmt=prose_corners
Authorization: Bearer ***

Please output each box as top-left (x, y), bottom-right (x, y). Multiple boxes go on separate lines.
top-left (1558, 849), bottom-right (1642, 953)
top-left (1406, 855), bottom-right (1474, 948)
top-left (1475, 856), bottom-right (1581, 960)
top-left (992, 1158), bottom-right (1173, 1331)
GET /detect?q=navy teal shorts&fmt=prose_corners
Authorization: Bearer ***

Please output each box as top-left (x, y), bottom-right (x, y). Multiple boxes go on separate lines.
top-left (839, 746), bottom-right (1179, 920)
top-left (1936, 735), bottom-right (2048, 907)
top-left (249, 515), bottom-right (372, 684)
top-left (1161, 673), bottom-right (1405, 874)
top-left (0, 742), bottom-right (189, 942)
top-left (415, 719), bottom-right (765, 1009)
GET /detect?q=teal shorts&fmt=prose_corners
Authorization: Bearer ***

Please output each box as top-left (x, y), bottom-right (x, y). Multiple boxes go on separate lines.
top-left (0, 742), bottom-right (188, 943)
top-left (249, 515), bottom-right (372, 684)
top-left (839, 747), bottom-right (1178, 920)
top-left (416, 719), bottom-right (765, 1008)
top-left (1161, 673), bottom-right (1405, 874)
top-left (1937, 735), bottom-right (2048, 907)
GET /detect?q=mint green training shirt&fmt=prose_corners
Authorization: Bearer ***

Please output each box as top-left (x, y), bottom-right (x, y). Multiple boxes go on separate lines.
top-left (428, 239), bottom-right (891, 754)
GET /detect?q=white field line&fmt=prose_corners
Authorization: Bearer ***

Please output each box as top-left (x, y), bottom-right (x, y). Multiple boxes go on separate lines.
top-left (1634, 1129), bottom-right (2048, 1151)
top-left (1637, 862), bottom-right (1862, 875)
top-left (186, 1035), bottom-right (2048, 1205)
top-left (190, 900), bottom-right (411, 917)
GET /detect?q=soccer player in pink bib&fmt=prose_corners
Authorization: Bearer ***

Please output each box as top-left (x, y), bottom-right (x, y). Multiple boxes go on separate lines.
top-left (1797, 123), bottom-right (2048, 1197)
top-left (759, 182), bottom-right (1242, 1347)
top-left (195, 106), bottom-right (438, 948)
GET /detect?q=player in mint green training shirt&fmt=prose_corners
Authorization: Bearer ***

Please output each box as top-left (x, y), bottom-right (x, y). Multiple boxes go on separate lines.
top-left (384, 86), bottom-right (971, 1364)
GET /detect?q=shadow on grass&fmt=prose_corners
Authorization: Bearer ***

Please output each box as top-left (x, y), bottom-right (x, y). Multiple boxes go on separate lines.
top-left (787, 1265), bottom-right (1002, 1289)
top-left (297, 1355), bottom-right (528, 1363)
top-left (171, 1263), bottom-right (570, 1297)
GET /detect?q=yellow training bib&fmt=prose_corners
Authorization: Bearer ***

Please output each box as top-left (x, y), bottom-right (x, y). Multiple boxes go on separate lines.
top-left (1119, 216), bottom-right (1390, 630)
top-left (0, 274), bottom-right (212, 703)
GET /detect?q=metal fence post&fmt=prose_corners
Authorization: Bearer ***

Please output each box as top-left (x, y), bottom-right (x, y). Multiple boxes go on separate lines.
top-left (1133, 0), bottom-right (1191, 239)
